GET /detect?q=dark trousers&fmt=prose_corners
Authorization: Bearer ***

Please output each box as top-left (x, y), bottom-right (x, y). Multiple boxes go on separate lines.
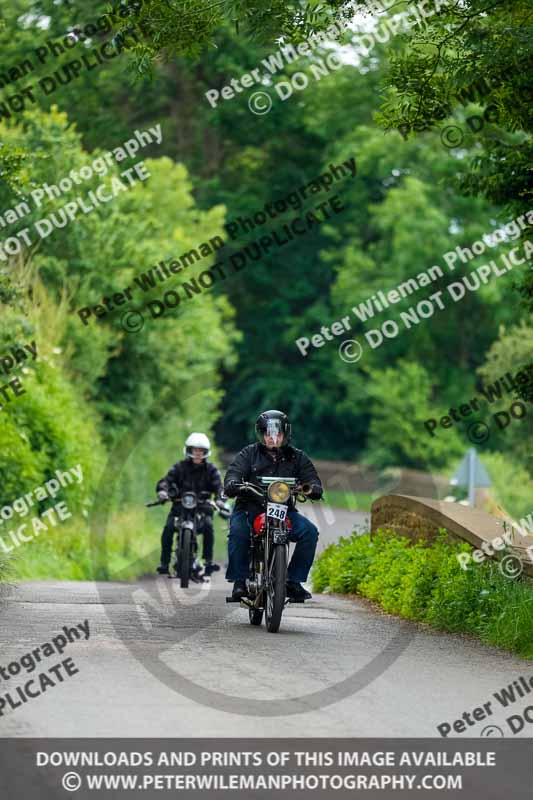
top-left (160, 511), bottom-right (214, 566)
top-left (225, 509), bottom-right (319, 583)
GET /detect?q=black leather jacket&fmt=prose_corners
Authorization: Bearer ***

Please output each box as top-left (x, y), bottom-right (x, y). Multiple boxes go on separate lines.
top-left (156, 460), bottom-right (222, 513)
top-left (224, 443), bottom-right (323, 513)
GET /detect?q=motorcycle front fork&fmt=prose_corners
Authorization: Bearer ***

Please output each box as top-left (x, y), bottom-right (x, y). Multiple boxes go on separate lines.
top-left (248, 541), bottom-right (289, 607)
top-left (174, 530), bottom-right (199, 574)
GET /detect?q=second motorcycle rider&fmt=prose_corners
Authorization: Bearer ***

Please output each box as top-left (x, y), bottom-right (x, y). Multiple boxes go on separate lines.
top-left (156, 432), bottom-right (225, 576)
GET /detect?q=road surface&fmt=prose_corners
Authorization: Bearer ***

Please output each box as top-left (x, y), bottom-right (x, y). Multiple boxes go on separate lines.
top-left (0, 505), bottom-right (530, 738)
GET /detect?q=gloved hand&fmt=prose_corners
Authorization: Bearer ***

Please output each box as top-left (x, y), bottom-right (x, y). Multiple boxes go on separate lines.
top-left (224, 481), bottom-right (240, 498)
top-left (158, 490), bottom-right (169, 502)
top-left (307, 483), bottom-right (323, 500)
top-left (216, 497), bottom-right (228, 509)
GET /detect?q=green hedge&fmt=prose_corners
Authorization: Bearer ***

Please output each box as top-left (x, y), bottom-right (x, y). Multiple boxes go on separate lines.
top-left (0, 550), bottom-right (12, 583)
top-left (312, 530), bottom-right (533, 658)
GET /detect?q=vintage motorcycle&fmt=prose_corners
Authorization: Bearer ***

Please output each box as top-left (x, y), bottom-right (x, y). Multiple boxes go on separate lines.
top-left (147, 490), bottom-right (230, 588)
top-left (226, 477), bottom-right (312, 633)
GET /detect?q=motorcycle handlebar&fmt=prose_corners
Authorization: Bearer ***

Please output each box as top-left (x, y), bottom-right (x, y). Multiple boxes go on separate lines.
top-left (234, 482), bottom-right (312, 501)
top-left (146, 497), bottom-right (230, 515)
top-left (234, 482), bottom-right (265, 499)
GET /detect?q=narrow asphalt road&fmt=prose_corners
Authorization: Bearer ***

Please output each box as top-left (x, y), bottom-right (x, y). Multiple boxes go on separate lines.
top-left (0, 505), bottom-right (530, 738)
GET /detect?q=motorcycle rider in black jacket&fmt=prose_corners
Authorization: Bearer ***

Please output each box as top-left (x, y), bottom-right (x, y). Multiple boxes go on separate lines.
top-left (156, 432), bottom-right (224, 576)
top-left (224, 410), bottom-right (323, 602)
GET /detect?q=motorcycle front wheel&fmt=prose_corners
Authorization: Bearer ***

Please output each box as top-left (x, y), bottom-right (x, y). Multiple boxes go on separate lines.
top-left (177, 528), bottom-right (192, 588)
top-left (265, 545), bottom-right (287, 633)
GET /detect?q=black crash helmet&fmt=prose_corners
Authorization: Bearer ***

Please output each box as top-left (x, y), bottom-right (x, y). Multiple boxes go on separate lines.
top-left (255, 409), bottom-right (291, 446)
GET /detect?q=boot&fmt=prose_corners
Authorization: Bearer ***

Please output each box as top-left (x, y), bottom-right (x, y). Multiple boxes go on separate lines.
top-left (232, 580), bottom-right (248, 600)
top-left (286, 581), bottom-right (312, 601)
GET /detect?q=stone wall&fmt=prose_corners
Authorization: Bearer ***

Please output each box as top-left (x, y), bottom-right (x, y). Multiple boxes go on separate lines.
top-left (371, 494), bottom-right (533, 578)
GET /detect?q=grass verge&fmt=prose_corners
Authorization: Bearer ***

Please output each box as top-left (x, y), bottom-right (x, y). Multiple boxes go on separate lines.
top-left (322, 489), bottom-right (378, 511)
top-left (312, 529), bottom-right (533, 659)
top-left (0, 549), bottom-right (13, 584)
top-left (8, 506), bottom-right (229, 582)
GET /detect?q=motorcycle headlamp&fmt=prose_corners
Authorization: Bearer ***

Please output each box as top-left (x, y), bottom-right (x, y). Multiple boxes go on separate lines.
top-left (181, 492), bottom-right (197, 509)
top-left (268, 481), bottom-right (290, 503)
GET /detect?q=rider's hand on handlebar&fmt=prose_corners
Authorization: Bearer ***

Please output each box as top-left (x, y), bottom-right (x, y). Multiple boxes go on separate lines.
top-left (224, 481), bottom-right (241, 498)
top-left (301, 483), bottom-right (323, 499)
top-left (158, 490), bottom-right (169, 502)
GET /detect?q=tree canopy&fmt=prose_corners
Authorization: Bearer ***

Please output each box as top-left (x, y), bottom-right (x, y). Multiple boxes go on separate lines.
top-left (0, 0), bottom-right (531, 547)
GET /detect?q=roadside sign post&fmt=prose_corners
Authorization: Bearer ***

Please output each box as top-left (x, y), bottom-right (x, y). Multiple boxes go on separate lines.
top-left (451, 448), bottom-right (491, 506)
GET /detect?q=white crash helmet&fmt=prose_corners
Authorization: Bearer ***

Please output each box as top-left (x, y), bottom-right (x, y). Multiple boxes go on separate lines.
top-left (184, 432), bottom-right (211, 459)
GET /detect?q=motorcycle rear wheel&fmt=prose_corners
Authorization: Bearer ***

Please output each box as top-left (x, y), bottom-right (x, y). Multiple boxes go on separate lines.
top-left (265, 545), bottom-right (287, 633)
top-left (178, 529), bottom-right (192, 589)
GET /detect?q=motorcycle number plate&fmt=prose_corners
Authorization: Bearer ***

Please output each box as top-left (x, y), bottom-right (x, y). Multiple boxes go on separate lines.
top-left (267, 502), bottom-right (287, 521)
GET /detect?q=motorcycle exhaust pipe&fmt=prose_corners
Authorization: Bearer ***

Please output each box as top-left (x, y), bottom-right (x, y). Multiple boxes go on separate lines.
top-left (299, 482), bottom-right (313, 495)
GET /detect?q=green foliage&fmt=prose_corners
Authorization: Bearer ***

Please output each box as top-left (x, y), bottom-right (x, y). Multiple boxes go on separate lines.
top-left (475, 322), bottom-right (533, 467)
top-left (113, 0), bottom-right (360, 67)
top-left (312, 529), bottom-right (533, 658)
top-left (0, 141), bottom-right (29, 192)
top-left (323, 489), bottom-right (378, 511)
top-left (0, 1), bottom-right (530, 585)
top-left (0, 103), bottom-right (239, 580)
top-left (0, 106), bottom-right (240, 435)
top-left (10, 503), bottom-right (228, 581)
top-left (481, 452), bottom-right (533, 522)
top-left (312, 533), bottom-right (376, 594)
top-left (0, 548), bottom-right (13, 583)
top-left (316, 120), bottom-right (524, 465)
top-left (0, 6), bottom-right (529, 476)
top-left (0, 271), bottom-right (105, 511)
top-left (478, 321), bottom-right (533, 380)
top-left (376, 0), bottom-right (533, 306)
top-left (0, 361), bottom-right (104, 512)
top-left (204, 36), bottom-right (526, 463)
top-left (10, 519), bottom-right (96, 581)
top-left (363, 360), bottom-right (464, 469)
